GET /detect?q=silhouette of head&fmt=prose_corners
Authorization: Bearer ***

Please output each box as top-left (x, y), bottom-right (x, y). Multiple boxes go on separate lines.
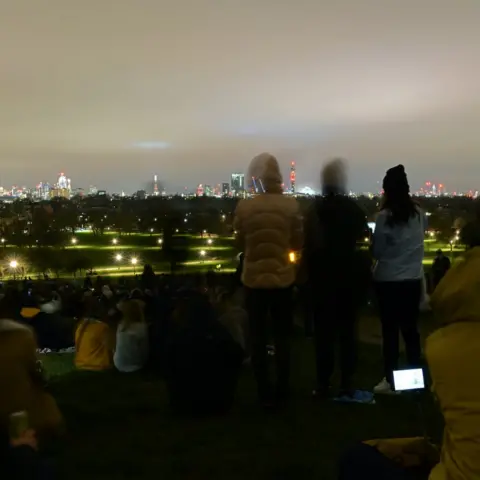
top-left (321, 158), bottom-right (347, 195)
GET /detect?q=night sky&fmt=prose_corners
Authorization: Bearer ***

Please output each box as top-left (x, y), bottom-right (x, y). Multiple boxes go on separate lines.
top-left (1, 0), bottom-right (479, 193)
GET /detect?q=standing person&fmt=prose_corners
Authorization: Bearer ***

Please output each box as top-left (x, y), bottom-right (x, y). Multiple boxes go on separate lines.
top-left (302, 159), bottom-right (371, 402)
top-left (234, 153), bottom-right (303, 407)
top-left (373, 165), bottom-right (425, 394)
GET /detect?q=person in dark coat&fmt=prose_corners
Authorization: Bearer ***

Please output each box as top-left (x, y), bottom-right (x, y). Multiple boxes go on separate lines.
top-left (302, 159), bottom-right (371, 402)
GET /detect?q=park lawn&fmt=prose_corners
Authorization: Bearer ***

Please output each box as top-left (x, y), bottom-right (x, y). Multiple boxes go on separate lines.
top-left (42, 328), bottom-right (441, 480)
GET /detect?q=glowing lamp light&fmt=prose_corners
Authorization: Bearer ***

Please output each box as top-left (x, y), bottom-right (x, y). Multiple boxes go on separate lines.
top-left (112, 238), bottom-right (118, 245)
top-left (71, 238), bottom-right (77, 245)
top-left (158, 238), bottom-right (163, 244)
top-left (207, 239), bottom-right (213, 245)
top-left (115, 254), bottom-right (122, 261)
top-left (429, 231), bottom-right (435, 238)
top-left (364, 237), bottom-right (369, 243)
top-left (150, 228), bottom-right (154, 233)
top-left (131, 257), bottom-right (138, 265)
top-left (9, 260), bottom-right (18, 269)
top-left (289, 252), bottom-right (296, 263)
top-left (1, 238), bottom-right (5, 243)
top-left (199, 250), bottom-right (206, 257)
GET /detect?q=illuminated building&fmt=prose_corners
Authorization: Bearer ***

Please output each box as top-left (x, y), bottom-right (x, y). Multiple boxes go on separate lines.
top-left (222, 183), bottom-right (230, 196)
top-left (231, 173), bottom-right (245, 195)
top-left (50, 188), bottom-right (70, 199)
top-left (153, 174), bottom-right (159, 196)
top-left (196, 184), bottom-right (204, 196)
top-left (290, 161), bottom-right (296, 193)
top-left (204, 185), bottom-right (213, 197)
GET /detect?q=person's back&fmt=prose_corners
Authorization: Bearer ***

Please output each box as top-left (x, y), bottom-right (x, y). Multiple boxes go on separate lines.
top-left (75, 318), bottom-right (113, 371)
top-left (428, 246), bottom-right (480, 480)
top-left (373, 208), bottom-right (425, 282)
top-left (0, 319), bottom-right (63, 439)
top-left (305, 193), bottom-right (367, 285)
top-left (234, 153), bottom-right (303, 289)
top-left (114, 300), bottom-right (149, 373)
top-left (165, 295), bottom-right (243, 414)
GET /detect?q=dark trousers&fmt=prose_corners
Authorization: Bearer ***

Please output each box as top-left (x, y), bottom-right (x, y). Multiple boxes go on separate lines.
top-left (313, 287), bottom-right (357, 392)
top-left (376, 280), bottom-right (422, 385)
top-left (245, 287), bottom-right (293, 401)
top-left (339, 443), bottom-right (426, 480)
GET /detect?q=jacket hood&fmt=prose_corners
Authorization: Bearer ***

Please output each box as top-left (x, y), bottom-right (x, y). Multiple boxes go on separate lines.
top-left (430, 247), bottom-right (480, 326)
top-left (248, 153), bottom-right (283, 194)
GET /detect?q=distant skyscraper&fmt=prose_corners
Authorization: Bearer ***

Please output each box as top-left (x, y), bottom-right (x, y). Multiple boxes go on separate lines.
top-left (290, 161), bottom-right (296, 193)
top-left (204, 185), bottom-right (213, 197)
top-left (231, 173), bottom-right (245, 195)
top-left (153, 174), bottom-right (159, 196)
top-left (196, 184), bottom-right (204, 196)
top-left (222, 183), bottom-right (230, 196)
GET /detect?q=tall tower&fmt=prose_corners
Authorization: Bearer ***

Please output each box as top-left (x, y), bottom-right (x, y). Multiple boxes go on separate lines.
top-left (153, 174), bottom-right (159, 195)
top-left (290, 161), bottom-right (296, 193)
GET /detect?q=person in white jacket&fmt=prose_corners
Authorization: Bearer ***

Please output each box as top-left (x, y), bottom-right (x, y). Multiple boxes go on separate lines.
top-left (372, 165), bottom-right (426, 394)
top-left (114, 299), bottom-right (149, 373)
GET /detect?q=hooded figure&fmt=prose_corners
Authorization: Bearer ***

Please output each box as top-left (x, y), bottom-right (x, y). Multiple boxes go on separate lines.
top-left (234, 153), bottom-right (303, 289)
top-left (426, 235), bottom-right (480, 480)
top-left (234, 153), bottom-right (303, 407)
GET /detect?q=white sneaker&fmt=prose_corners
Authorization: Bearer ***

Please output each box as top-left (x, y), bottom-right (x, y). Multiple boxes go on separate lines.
top-left (373, 377), bottom-right (395, 394)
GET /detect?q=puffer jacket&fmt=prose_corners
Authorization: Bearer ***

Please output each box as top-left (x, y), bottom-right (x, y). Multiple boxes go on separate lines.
top-left (234, 153), bottom-right (303, 289)
top-left (427, 246), bottom-right (480, 480)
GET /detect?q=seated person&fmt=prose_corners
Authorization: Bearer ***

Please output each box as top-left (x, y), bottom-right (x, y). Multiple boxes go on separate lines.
top-left (339, 230), bottom-right (480, 480)
top-left (215, 288), bottom-right (248, 356)
top-left (0, 295), bottom-right (64, 442)
top-left (114, 299), bottom-right (149, 373)
top-left (74, 296), bottom-right (114, 371)
top-left (164, 293), bottom-right (244, 415)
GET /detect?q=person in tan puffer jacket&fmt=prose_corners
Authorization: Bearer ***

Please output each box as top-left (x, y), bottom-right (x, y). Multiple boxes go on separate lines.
top-left (234, 152), bottom-right (303, 406)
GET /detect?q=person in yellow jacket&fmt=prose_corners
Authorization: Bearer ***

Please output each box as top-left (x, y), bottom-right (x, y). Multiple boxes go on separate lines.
top-left (74, 295), bottom-right (115, 371)
top-left (0, 295), bottom-right (64, 442)
top-left (338, 229), bottom-right (480, 479)
top-left (426, 238), bottom-right (480, 480)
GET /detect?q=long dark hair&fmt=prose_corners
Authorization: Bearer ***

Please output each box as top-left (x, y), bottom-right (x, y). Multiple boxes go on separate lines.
top-left (382, 194), bottom-right (419, 226)
top-left (382, 165), bottom-right (418, 226)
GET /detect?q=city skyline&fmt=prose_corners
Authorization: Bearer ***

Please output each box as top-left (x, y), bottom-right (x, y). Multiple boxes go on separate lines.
top-left (1, 1), bottom-right (480, 192)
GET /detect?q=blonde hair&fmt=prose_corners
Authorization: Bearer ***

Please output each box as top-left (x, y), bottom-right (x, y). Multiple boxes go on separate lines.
top-left (119, 300), bottom-right (145, 331)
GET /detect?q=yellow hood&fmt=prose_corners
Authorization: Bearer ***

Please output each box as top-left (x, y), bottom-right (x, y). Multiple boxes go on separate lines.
top-left (247, 153), bottom-right (283, 194)
top-left (430, 247), bottom-right (480, 325)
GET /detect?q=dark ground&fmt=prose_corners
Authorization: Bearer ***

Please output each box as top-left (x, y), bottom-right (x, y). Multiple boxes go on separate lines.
top-left (41, 312), bottom-right (442, 480)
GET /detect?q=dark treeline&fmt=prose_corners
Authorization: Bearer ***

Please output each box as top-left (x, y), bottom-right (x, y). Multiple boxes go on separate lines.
top-left (0, 194), bottom-right (476, 248)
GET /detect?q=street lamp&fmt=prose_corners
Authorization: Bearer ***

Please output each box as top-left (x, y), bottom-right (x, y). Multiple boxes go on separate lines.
top-left (158, 238), bottom-right (163, 245)
top-left (9, 260), bottom-right (18, 280)
top-left (131, 257), bottom-right (138, 275)
top-left (199, 250), bottom-right (206, 262)
top-left (115, 253), bottom-right (122, 269)
top-left (71, 238), bottom-right (77, 245)
top-left (112, 238), bottom-right (118, 245)
top-left (207, 238), bottom-right (213, 245)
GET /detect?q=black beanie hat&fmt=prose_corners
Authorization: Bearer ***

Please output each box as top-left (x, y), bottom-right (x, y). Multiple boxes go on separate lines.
top-left (383, 164), bottom-right (410, 195)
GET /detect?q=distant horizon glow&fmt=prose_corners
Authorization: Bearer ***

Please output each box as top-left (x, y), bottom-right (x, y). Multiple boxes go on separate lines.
top-left (131, 141), bottom-right (170, 150)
